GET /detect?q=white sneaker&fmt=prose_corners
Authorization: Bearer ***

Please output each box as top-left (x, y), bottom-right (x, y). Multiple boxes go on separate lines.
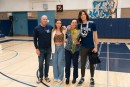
top-left (54, 79), bottom-right (58, 82)
top-left (57, 79), bottom-right (62, 84)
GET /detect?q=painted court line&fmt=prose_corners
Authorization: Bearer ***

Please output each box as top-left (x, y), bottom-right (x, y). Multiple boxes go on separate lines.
top-left (126, 43), bottom-right (130, 50)
top-left (0, 54), bottom-right (33, 70)
top-left (106, 43), bottom-right (109, 87)
top-left (100, 52), bottom-right (130, 54)
top-left (100, 57), bottom-right (130, 61)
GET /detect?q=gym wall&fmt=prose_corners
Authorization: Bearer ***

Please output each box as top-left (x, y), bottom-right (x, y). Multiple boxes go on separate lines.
top-left (0, 13), bottom-right (8, 20)
top-left (121, 8), bottom-right (130, 18)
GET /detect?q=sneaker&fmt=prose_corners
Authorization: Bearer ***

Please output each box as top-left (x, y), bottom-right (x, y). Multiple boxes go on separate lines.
top-left (72, 78), bottom-right (76, 84)
top-left (54, 79), bottom-right (58, 82)
top-left (44, 77), bottom-right (51, 82)
top-left (78, 77), bottom-right (84, 85)
top-left (58, 79), bottom-right (62, 84)
top-left (39, 78), bottom-right (43, 82)
top-left (66, 78), bottom-right (69, 84)
top-left (90, 78), bottom-right (95, 85)
top-left (37, 78), bottom-right (43, 84)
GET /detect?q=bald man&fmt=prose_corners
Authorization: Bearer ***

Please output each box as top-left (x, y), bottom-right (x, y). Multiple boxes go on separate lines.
top-left (33, 15), bottom-right (53, 83)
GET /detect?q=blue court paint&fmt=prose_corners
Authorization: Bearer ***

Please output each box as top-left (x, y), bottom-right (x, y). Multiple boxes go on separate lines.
top-left (106, 43), bottom-right (130, 73)
top-left (96, 58), bottom-right (107, 71)
top-left (96, 42), bottom-right (130, 72)
top-left (100, 43), bottom-right (107, 52)
top-left (109, 43), bottom-right (130, 53)
top-left (109, 59), bottom-right (130, 73)
top-left (109, 53), bottom-right (130, 59)
top-left (100, 53), bottom-right (107, 58)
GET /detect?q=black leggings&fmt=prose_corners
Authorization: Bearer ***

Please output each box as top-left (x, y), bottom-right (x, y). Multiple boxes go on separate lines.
top-left (80, 46), bottom-right (95, 77)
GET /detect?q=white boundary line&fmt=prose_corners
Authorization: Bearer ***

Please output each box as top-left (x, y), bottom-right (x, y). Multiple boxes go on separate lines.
top-left (106, 43), bottom-right (109, 87)
top-left (100, 52), bottom-right (130, 54)
top-left (100, 57), bottom-right (130, 61)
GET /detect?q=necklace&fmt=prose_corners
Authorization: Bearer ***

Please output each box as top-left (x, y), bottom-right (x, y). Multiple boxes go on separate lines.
top-left (80, 21), bottom-right (89, 37)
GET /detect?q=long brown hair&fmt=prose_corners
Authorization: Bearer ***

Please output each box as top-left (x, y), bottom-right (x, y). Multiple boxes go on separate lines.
top-left (54, 19), bottom-right (63, 33)
top-left (78, 10), bottom-right (90, 23)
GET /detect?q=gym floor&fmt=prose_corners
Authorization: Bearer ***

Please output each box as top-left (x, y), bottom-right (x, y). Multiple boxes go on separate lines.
top-left (0, 36), bottom-right (130, 87)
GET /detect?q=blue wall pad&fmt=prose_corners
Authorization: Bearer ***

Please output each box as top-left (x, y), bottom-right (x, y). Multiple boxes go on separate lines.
top-left (0, 20), bottom-right (11, 36)
top-left (13, 12), bottom-right (28, 35)
top-left (61, 19), bottom-right (72, 26)
top-left (28, 20), bottom-right (38, 36)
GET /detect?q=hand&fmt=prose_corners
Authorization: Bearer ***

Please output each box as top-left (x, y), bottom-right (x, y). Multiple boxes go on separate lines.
top-left (62, 26), bottom-right (66, 30)
top-left (67, 25), bottom-right (71, 30)
top-left (92, 47), bottom-right (98, 53)
top-left (36, 49), bottom-right (40, 56)
top-left (77, 35), bottom-right (81, 42)
top-left (76, 41), bottom-right (80, 45)
top-left (65, 39), bottom-right (68, 42)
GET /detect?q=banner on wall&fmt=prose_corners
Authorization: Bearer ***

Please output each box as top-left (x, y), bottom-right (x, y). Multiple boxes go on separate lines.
top-left (88, 0), bottom-right (118, 18)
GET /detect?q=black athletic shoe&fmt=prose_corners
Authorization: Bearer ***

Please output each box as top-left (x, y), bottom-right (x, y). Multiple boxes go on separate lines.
top-left (78, 77), bottom-right (84, 85)
top-left (66, 78), bottom-right (69, 84)
top-left (72, 78), bottom-right (76, 84)
top-left (90, 78), bottom-right (95, 85)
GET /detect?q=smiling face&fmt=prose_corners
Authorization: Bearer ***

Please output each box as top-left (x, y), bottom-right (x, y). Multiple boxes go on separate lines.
top-left (71, 20), bottom-right (77, 29)
top-left (56, 20), bottom-right (62, 29)
top-left (78, 10), bottom-right (89, 23)
top-left (81, 12), bottom-right (87, 22)
top-left (41, 15), bottom-right (48, 26)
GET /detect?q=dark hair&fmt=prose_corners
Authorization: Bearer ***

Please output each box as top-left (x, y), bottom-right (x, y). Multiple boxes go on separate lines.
top-left (71, 18), bottom-right (78, 23)
top-left (78, 10), bottom-right (90, 23)
top-left (54, 19), bottom-right (63, 32)
top-left (71, 18), bottom-right (78, 29)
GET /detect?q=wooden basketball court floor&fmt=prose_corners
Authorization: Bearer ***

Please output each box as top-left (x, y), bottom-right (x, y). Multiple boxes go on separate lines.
top-left (0, 36), bottom-right (130, 87)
